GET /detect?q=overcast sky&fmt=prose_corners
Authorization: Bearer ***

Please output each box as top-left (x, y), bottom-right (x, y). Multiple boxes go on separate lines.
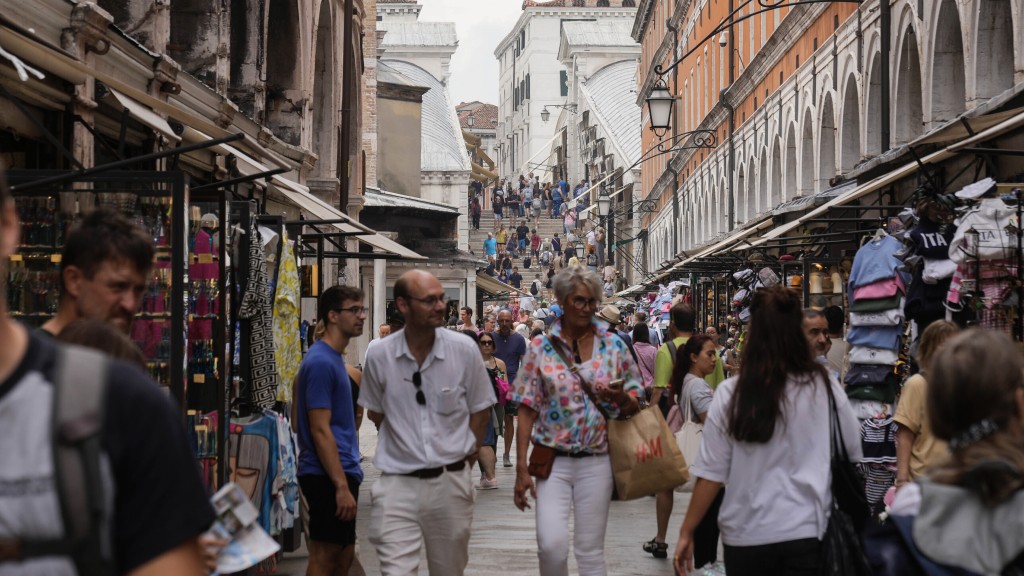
top-left (416, 0), bottom-right (524, 106)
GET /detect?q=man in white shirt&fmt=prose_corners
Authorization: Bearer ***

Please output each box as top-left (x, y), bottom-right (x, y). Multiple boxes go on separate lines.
top-left (360, 270), bottom-right (494, 575)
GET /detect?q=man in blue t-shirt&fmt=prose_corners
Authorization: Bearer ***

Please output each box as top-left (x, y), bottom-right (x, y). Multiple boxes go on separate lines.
top-left (296, 285), bottom-right (366, 575)
top-left (492, 309), bottom-right (527, 468)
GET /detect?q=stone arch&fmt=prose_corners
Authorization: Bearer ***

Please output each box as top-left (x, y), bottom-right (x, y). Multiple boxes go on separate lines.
top-left (894, 22), bottom-right (924, 145)
top-left (770, 137), bottom-right (782, 209)
top-left (799, 108), bottom-right (815, 195)
top-left (974, 0), bottom-right (1015, 101)
top-left (758, 147), bottom-right (768, 216)
top-left (311, 0), bottom-right (337, 174)
top-left (784, 123), bottom-right (797, 201)
top-left (929, 0), bottom-right (966, 126)
top-left (265, 0), bottom-right (304, 145)
top-left (840, 74), bottom-right (861, 172)
top-left (819, 93), bottom-right (837, 190)
top-left (866, 51), bottom-right (882, 157)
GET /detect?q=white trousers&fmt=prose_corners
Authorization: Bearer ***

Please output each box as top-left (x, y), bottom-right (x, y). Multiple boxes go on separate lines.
top-left (368, 466), bottom-right (476, 575)
top-left (535, 454), bottom-right (614, 576)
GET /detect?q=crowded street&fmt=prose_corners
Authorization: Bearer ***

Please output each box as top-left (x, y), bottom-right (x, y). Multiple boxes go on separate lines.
top-left (276, 418), bottom-right (691, 575)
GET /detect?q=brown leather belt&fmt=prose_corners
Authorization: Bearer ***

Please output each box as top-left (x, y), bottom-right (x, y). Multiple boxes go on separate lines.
top-left (402, 459), bottom-right (467, 479)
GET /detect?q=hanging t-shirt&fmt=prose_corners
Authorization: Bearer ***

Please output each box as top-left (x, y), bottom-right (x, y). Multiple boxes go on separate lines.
top-left (239, 216), bottom-right (279, 409)
top-left (274, 233), bottom-right (302, 403)
top-left (847, 346), bottom-right (899, 365)
top-left (846, 325), bottom-right (903, 350)
top-left (848, 235), bottom-right (903, 290)
top-left (908, 219), bottom-right (955, 259)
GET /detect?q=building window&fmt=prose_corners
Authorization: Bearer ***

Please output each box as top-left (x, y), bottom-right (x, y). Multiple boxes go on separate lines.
top-left (572, 0), bottom-right (585, 6)
top-left (560, 70), bottom-right (568, 97)
top-left (597, 0), bottom-right (610, 6)
top-left (520, 30), bottom-right (526, 51)
top-left (525, 74), bottom-right (531, 100)
top-left (622, 0), bottom-right (635, 6)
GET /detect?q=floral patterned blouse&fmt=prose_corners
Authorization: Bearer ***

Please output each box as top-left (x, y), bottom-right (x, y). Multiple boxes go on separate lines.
top-left (510, 318), bottom-right (643, 453)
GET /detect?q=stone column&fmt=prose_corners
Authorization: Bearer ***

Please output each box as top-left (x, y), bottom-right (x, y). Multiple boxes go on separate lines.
top-left (62, 4), bottom-right (113, 173)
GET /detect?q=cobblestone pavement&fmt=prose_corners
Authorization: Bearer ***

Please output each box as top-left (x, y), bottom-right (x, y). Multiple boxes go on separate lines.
top-left (277, 417), bottom-right (695, 575)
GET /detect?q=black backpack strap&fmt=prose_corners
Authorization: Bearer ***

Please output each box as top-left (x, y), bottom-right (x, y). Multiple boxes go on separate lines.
top-left (51, 345), bottom-right (113, 576)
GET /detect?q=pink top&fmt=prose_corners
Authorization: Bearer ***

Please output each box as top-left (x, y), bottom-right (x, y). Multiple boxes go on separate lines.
top-left (852, 275), bottom-right (905, 301)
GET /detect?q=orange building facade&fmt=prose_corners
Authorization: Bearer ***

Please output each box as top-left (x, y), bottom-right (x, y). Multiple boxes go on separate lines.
top-left (631, 0), bottom-right (1024, 274)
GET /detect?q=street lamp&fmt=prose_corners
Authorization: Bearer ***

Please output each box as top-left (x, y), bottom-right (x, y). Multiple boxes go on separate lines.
top-left (597, 186), bottom-right (613, 267)
top-left (646, 80), bottom-right (674, 136)
top-left (540, 104), bottom-right (578, 123)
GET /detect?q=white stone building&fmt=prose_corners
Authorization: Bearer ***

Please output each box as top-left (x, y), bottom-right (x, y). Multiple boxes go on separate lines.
top-left (494, 0), bottom-right (637, 184)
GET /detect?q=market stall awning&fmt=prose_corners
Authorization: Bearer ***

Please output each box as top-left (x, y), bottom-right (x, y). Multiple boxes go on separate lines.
top-left (669, 214), bottom-right (775, 271)
top-left (100, 87), bottom-right (181, 142)
top-left (476, 272), bottom-right (526, 296)
top-left (739, 107), bottom-right (1024, 251)
top-left (363, 186), bottom-right (460, 215)
top-left (270, 178), bottom-right (426, 260)
top-left (613, 283), bottom-right (648, 298)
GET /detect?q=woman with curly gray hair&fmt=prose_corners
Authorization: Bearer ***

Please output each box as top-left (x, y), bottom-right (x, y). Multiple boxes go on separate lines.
top-left (511, 266), bottom-right (644, 576)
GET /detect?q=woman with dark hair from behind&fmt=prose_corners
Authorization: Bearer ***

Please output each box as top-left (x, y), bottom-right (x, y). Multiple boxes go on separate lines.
top-left (631, 322), bottom-right (658, 393)
top-left (874, 329), bottom-right (1024, 575)
top-left (673, 286), bottom-right (861, 575)
top-left (56, 319), bottom-right (147, 369)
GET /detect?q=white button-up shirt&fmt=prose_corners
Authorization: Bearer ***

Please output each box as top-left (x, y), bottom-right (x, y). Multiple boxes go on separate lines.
top-left (360, 328), bottom-right (496, 474)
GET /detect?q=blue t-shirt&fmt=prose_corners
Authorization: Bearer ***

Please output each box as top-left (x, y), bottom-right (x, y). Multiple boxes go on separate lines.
top-left (492, 330), bottom-right (527, 381)
top-left (296, 340), bottom-right (363, 481)
top-left (484, 237), bottom-right (497, 255)
top-left (849, 236), bottom-right (903, 290)
top-left (847, 325), bottom-right (902, 350)
top-left (550, 303), bottom-right (563, 318)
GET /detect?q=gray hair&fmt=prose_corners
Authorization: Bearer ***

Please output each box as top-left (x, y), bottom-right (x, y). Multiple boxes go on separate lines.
top-left (551, 266), bottom-right (602, 304)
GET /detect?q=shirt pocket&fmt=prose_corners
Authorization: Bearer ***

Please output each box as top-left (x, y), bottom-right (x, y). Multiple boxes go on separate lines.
top-left (436, 386), bottom-right (464, 415)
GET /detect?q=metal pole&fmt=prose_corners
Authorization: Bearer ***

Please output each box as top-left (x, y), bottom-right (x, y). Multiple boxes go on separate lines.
top-left (727, 0), bottom-right (736, 231)
top-left (10, 133), bottom-right (246, 192)
top-left (880, 0), bottom-right (891, 152)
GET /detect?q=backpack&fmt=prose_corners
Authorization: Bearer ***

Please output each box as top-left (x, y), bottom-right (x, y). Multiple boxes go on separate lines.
top-left (530, 281), bottom-right (539, 296)
top-left (19, 346), bottom-right (114, 575)
top-left (586, 252), bottom-right (597, 266)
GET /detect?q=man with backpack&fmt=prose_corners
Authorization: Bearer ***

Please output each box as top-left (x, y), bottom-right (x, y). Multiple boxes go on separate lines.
top-left (0, 170), bottom-right (214, 574)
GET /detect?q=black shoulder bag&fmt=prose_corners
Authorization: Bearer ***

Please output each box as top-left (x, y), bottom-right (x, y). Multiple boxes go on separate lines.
top-left (820, 380), bottom-right (873, 576)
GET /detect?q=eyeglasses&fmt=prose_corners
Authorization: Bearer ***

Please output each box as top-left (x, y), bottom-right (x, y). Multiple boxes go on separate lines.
top-left (571, 296), bottom-right (599, 310)
top-left (411, 371), bottom-right (426, 405)
top-left (334, 306), bottom-right (369, 315)
top-left (405, 294), bottom-right (448, 307)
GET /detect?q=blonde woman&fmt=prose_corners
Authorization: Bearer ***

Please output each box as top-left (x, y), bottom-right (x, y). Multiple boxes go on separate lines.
top-left (893, 320), bottom-right (959, 488)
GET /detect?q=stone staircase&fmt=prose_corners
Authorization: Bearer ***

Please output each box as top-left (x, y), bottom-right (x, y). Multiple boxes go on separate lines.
top-left (468, 204), bottom-right (582, 269)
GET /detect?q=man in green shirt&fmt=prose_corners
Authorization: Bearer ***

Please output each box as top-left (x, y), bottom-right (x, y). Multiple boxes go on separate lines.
top-left (644, 302), bottom-right (724, 559)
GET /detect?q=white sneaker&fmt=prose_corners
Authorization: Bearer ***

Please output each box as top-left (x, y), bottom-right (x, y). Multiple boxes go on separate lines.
top-left (475, 478), bottom-right (499, 490)
top-left (502, 454), bottom-right (512, 467)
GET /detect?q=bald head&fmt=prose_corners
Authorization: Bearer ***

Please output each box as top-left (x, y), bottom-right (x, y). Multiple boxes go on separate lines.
top-left (395, 270), bottom-right (446, 331)
top-left (497, 309), bottom-right (514, 335)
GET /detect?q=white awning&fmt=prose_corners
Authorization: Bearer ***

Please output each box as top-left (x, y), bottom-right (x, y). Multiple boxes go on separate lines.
top-left (102, 88), bottom-right (181, 142)
top-left (270, 177), bottom-right (426, 261)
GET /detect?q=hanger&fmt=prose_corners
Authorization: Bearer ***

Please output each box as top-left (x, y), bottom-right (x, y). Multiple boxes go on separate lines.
top-left (0, 43), bottom-right (45, 82)
top-left (861, 227), bottom-right (888, 246)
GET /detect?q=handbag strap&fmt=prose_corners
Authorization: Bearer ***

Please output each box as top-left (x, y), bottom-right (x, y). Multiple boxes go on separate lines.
top-left (681, 375), bottom-right (694, 423)
top-left (822, 375), bottom-right (853, 464)
top-left (545, 334), bottom-right (612, 420)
